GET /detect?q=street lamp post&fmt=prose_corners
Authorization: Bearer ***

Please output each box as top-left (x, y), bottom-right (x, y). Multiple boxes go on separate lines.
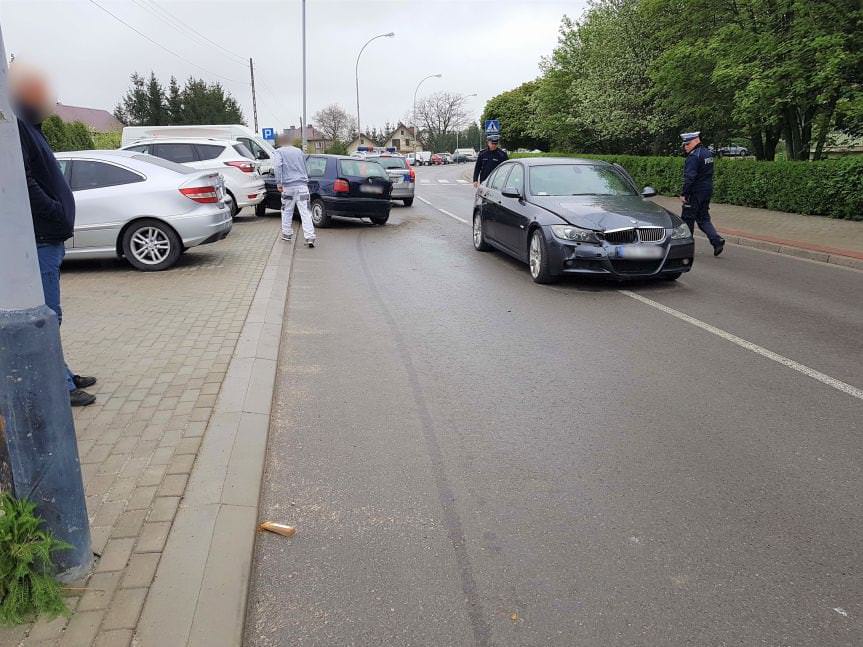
top-left (413, 73), bottom-right (441, 152)
top-left (355, 31), bottom-right (394, 138)
top-left (0, 24), bottom-right (92, 581)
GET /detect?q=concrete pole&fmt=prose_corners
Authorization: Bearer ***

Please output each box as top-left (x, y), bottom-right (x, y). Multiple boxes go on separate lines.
top-left (249, 57), bottom-right (259, 134)
top-left (301, 0), bottom-right (307, 153)
top-left (0, 26), bottom-right (92, 581)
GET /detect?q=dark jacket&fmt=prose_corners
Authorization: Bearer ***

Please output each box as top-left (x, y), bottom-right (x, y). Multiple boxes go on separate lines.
top-left (16, 106), bottom-right (75, 244)
top-left (681, 144), bottom-right (714, 198)
top-left (473, 147), bottom-right (509, 182)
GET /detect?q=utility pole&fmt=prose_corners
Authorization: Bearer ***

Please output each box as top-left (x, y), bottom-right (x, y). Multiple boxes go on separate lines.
top-left (0, 25), bottom-right (92, 581)
top-left (249, 57), bottom-right (259, 134)
top-left (301, 0), bottom-right (307, 153)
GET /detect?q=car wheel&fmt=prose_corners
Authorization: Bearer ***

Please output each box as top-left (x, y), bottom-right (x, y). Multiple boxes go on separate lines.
top-left (528, 229), bottom-right (556, 284)
top-left (370, 212), bottom-right (390, 225)
top-left (122, 219), bottom-right (182, 271)
top-left (402, 198), bottom-right (414, 207)
top-left (473, 212), bottom-right (491, 251)
top-left (661, 272), bottom-right (682, 281)
top-left (255, 202), bottom-right (267, 218)
top-left (226, 192), bottom-right (239, 218)
top-left (311, 198), bottom-right (331, 227)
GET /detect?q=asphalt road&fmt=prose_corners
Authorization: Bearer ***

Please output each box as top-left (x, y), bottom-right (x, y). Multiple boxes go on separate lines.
top-left (245, 162), bottom-right (863, 647)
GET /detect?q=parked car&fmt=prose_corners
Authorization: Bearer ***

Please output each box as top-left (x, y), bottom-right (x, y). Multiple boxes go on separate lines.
top-left (121, 124), bottom-right (276, 173)
top-left (472, 157), bottom-right (694, 284)
top-left (454, 148), bottom-right (476, 163)
top-left (451, 153), bottom-right (468, 163)
top-left (305, 154), bottom-right (392, 226)
top-left (121, 138), bottom-right (265, 217)
top-left (440, 153), bottom-right (453, 164)
top-left (415, 151), bottom-right (432, 166)
top-left (54, 150), bottom-right (232, 271)
top-left (718, 145), bottom-right (750, 157)
top-left (366, 154), bottom-right (414, 206)
top-left (431, 153), bottom-right (444, 165)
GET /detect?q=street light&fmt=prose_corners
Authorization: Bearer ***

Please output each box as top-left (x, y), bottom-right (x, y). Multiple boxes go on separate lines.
top-left (355, 31), bottom-right (394, 138)
top-left (456, 93), bottom-right (478, 150)
top-left (413, 73), bottom-right (442, 148)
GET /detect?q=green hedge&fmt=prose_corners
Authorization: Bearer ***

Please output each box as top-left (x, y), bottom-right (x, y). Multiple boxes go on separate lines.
top-left (511, 152), bottom-right (863, 220)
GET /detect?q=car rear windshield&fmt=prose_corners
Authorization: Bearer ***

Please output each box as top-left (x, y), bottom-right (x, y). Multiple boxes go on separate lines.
top-left (375, 157), bottom-right (408, 170)
top-left (529, 164), bottom-right (634, 196)
top-left (131, 154), bottom-right (195, 174)
top-left (339, 159), bottom-right (388, 178)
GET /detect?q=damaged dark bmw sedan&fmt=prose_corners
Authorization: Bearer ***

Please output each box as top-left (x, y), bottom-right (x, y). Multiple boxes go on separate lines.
top-left (472, 157), bottom-right (695, 284)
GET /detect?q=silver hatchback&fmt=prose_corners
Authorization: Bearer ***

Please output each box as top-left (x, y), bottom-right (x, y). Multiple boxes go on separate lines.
top-left (366, 154), bottom-right (415, 207)
top-left (55, 150), bottom-right (232, 271)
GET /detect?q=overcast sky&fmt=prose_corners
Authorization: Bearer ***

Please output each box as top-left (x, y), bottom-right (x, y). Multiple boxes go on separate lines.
top-left (1, 0), bottom-right (587, 134)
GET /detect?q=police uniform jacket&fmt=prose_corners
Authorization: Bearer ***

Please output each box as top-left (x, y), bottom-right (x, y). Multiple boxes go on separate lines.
top-left (473, 148), bottom-right (509, 182)
top-left (681, 144), bottom-right (714, 198)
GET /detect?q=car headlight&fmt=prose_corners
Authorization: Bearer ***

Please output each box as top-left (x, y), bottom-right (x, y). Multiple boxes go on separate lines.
top-left (670, 223), bottom-right (692, 239)
top-left (551, 224), bottom-right (598, 243)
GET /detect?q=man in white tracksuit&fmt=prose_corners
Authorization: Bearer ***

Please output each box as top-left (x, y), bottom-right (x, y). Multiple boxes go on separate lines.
top-left (273, 135), bottom-right (316, 247)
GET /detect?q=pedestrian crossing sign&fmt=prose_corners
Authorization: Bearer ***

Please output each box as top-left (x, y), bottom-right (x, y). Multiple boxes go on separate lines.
top-left (484, 119), bottom-right (500, 135)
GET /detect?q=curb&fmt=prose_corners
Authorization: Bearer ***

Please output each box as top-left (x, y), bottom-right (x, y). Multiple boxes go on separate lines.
top-left (135, 223), bottom-right (297, 646)
top-left (711, 229), bottom-right (863, 270)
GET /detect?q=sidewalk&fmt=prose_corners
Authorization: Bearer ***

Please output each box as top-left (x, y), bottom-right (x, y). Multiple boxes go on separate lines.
top-left (0, 216), bottom-right (283, 647)
top-left (651, 196), bottom-right (863, 269)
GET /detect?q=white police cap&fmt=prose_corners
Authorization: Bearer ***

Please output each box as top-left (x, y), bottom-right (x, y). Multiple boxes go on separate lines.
top-left (680, 131), bottom-right (701, 142)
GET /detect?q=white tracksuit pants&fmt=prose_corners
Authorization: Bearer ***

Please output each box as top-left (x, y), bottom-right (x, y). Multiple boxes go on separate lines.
top-left (281, 185), bottom-right (316, 241)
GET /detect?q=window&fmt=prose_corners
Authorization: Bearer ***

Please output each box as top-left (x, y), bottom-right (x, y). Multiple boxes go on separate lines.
top-left (400, 129), bottom-right (405, 135)
top-left (154, 143), bottom-right (197, 164)
top-left (125, 144), bottom-right (149, 154)
top-left (239, 138), bottom-right (270, 161)
top-left (196, 144), bottom-right (227, 161)
top-left (56, 159), bottom-right (69, 177)
top-left (376, 157), bottom-right (408, 169)
top-left (338, 159), bottom-right (387, 179)
top-left (489, 164), bottom-right (511, 191)
top-left (70, 160), bottom-right (144, 191)
top-left (392, 139), bottom-right (400, 149)
top-left (406, 138), bottom-right (411, 146)
top-left (232, 143), bottom-right (254, 159)
top-left (529, 164), bottom-right (634, 196)
top-left (505, 163), bottom-right (524, 193)
top-left (306, 157), bottom-right (328, 177)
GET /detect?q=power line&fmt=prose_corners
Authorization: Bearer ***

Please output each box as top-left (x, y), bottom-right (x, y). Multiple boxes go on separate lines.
top-left (86, 0), bottom-right (246, 85)
top-left (144, 0), bottom-right (247, 65)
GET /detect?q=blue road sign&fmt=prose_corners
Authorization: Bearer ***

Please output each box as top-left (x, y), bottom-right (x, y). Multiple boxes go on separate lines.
top-left (484, 119), bottom-right (500, 135)
top-left (261, 127), bottom-right (275, 140)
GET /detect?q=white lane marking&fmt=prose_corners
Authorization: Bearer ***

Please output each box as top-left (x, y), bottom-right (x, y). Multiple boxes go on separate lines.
top-left (417, 196), bottom-right (433, 206)
top-left (619, 289), bottom-right (863, 402)
top-left (438, 208), bottom-right (469, 224)
top-left (420, 179), bottom-right (431, 184)
top-left (438, 179), bottom-right (450, 184)
top-left (457, 179), bottom-right (468, 184)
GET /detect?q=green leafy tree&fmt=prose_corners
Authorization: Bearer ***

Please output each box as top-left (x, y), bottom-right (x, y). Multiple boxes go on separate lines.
top-left (65, 121), bottom-right (95, 150)
top-left (481, 80), bottom-right (549, 150)
top-left (113, 72), bottom-right (149, 126)
top-left (40, 115), bottom-right (69, 151)
top-left (166, 76), bottom-right (184, 125)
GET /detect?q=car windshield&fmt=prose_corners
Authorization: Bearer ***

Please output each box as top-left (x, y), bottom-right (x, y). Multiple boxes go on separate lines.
top-left (529, 164), bottom-right (634, 196)
top-left (339, 159), bottom-right (388, 179)
top-left (375, 157), bottom-right (408, 170)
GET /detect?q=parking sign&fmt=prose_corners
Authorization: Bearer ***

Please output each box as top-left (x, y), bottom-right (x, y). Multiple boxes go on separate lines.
top-left (262, 127), bottom-right (275, 141)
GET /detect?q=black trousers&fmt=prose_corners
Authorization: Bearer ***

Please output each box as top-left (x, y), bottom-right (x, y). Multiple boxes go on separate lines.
top-left (682, 192), bottom-right (723, 247)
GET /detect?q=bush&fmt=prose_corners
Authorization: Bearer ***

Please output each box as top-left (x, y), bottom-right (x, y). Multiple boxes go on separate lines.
top-left (39, 115), bottom-right (96, 152)
top-left (92, 131), bottom-right (122, 150)
top-left (511, 152), bottom-right (863, 220)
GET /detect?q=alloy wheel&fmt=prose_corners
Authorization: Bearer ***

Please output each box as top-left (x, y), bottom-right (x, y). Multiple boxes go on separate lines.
top-left (312, 202), bottom-right (324, 225)
top-left (130, 227), bottom-right (171, 265)
top-left (529, 232), bottom-right (542, 279)
top-left (473, 215), bottom-right (482, 247)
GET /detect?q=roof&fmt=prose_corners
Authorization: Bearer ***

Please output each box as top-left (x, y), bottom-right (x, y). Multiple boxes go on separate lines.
top-left (282, 125), bottom-right (330, 142)
top-left (121, 137), bottom-right (240, 146)
top-left (53, 103), bottom-right (123, 132)
top-left (55, 149), bottom-right (139, 158)
top-left (384, 122), bottom-right (417, 140)
top-left (517, 156), bottom-right (611, 166)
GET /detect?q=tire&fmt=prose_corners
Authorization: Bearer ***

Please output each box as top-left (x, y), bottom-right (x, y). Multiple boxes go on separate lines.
top-left (122, 219), bottom-right (182, 271)
top-left (255, 201), bottom-right (267, 218)
top-left (226, 192), bottom-right (239, 218)
top-left (473, 212), bottom-right (491, 251)
top-left (528, 229), bottom-right (556, 284)
top-left (661, 272), bottom-right (682, 281)
top-left (311, 199), bottom-right (332, 227)
top-left (370, 211), bottom-right (390, 225)
top-left (402, 198), bottom-right (414, 207)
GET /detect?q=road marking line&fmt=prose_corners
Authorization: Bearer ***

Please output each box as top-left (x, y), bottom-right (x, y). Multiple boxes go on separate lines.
top-left (417, 196), bottom-right (433, 205)
top-left (457, 179), bottom-right (468, 184)
top-left (438, 208), bottom-right (469, 224)
top-left (619, 289), bottom-right (863, 401)
top-left (438, 179), bottom-right (450, 184)
top-left (420, 179), bottom-right (430, 184)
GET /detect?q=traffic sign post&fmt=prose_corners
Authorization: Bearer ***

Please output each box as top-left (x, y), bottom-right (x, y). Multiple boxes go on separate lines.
top-left (484, 119), bottom-right (500, 136)
top-left (261, 127), bottom-right (275, 142)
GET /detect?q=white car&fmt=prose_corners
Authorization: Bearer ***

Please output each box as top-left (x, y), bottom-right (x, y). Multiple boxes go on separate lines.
top-left (55, 150), bottom-right (232, 271)
top-left (121, 138), bottom-right (265, 217)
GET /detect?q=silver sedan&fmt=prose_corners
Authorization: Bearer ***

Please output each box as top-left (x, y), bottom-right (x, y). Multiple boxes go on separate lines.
top-left (55, 150), bottom-right (232, 271)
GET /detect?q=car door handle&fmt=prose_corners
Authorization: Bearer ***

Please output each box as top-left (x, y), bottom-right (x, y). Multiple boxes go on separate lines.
top-left (519, 225), bottom-right (525, 229)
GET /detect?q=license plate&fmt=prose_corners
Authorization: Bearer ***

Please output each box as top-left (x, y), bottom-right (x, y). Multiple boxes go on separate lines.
top-left (615, 245), bottom-right (663, 259)
top-left (360, 184), bottom-right (384, 194)
top-left (390, 175), bottom-right (403, 184)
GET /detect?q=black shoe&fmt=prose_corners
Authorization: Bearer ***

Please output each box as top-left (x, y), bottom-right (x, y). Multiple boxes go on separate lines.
top-left (70, 389), bottom-right (96, 407)
top-left (73, 375), bottom-right (97, 389)
top-left (713, 239), bottom-right (725, 256)
top-left (306, 239), bottom-right (315, 248)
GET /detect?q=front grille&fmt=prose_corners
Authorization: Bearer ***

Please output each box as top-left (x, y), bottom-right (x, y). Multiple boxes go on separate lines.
top-left (600, 228), bottom-right (637, 244)
top-left (609, 260), bottom-right (662, 275)
top-left (637, 227), bottom-right (665, 242)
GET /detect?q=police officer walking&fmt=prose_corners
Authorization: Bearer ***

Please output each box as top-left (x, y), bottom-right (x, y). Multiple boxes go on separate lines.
top-left (680, 131), bottom-right (724, 256)
top-left (473, 134), bottom-right (508, 187)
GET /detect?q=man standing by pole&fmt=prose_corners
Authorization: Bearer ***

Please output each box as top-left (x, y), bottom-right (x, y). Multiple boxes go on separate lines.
top-left (0, 31), bottom-right (92, 580)
top-left (680, 131), bottom-right (725, 256)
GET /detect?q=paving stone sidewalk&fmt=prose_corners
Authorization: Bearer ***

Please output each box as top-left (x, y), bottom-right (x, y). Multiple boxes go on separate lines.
top-left (0, 215), bottom-right (280, 647)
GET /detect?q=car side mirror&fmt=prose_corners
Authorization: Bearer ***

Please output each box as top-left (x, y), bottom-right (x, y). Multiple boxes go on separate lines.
top-left (641, 186), bottom-right (657, 198)
top-left (501, 187), bottom-right (522, 199)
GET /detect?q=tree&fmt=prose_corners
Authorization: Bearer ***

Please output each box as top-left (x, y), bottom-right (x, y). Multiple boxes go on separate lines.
top-left (481, 80), bottom-right (549, 150)
top-left (40, 115), bottom-right (95, 152)
top-left (65, 121), bottom-right (95, 150)
top-left (145, 72), bottom-right (166, 126)
top-left (113, 72), bottom-right (149, 126)
top-left (166, 76), bottom-right (184, 125)
top-left (312, 103), bottom-right (356, 144)
top-left (415, 92), bottom-right (471, 151)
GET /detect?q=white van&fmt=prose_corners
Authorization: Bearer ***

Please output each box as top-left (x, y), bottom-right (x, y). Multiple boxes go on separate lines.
top-left (121, 124), bottom-right (276, 172)
top-left (414, 151), bottom-right (432, 166)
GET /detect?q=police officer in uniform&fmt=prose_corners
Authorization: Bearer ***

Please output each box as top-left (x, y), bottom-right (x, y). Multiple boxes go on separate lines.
top-left (680, 131), bottom-right (724, 256)
top-left (473, 134), bottom-right (508, 187)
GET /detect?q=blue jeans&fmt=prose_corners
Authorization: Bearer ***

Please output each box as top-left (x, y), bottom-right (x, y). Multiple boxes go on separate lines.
top-left (682, 193), bottom-right (724, 248)
top-left (36, 243), bottom-right (76, 392)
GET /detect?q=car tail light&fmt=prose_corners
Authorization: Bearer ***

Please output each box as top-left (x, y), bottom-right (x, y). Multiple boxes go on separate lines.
top-left (334, 179), bottom-right (350, 193)
top-left (179, 186), bottom-right (219, 204)
top-left (408, 166), bottom-right (415, 182)
top-left (224, 160), bottom-right (254, 173)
